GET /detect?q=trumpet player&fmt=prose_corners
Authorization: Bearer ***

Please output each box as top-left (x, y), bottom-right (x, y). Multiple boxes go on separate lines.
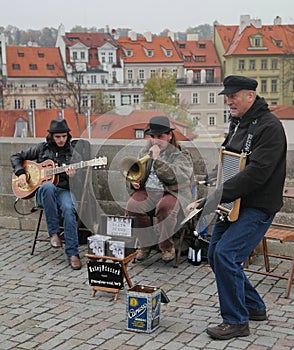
top-left (126, 116), bottom-right (194, 262)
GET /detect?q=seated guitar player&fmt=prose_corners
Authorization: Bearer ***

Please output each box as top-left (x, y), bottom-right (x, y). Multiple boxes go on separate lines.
top-left (10, 119), bottom-right (82, 270)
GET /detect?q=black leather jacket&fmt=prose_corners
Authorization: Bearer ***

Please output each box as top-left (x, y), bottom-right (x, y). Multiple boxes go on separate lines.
top-left (221, 96), bottom-right (287, 214)
top-left (11, 141), bottom-right (81, 190)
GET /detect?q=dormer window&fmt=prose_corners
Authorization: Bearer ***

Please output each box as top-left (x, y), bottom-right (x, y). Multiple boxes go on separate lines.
top-left (38, 52), bottom-right (45, 58)
top-left (147, 50), bottom-right (153, 57)
top-left (126, 50), bottom-right (133, 57)
top-left (47, 64), bottom-right (55, 70)
top-left (195, 56), bottom-right (206, 62)
top-left (248, 34), bottom-right (267, 50)
top-left (199, 43), bottom-right (206, 49)
top-left (18, 52), bottom-right (24, 57)
top-left (161, 46), bottom-right (173, 57)
top-left (12, 64), bottom-right (20, 70)
top-left (29, 64), bottom-right (37, 70)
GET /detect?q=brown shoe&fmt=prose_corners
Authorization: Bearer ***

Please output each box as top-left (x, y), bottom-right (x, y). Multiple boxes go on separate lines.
top-left (136, 248), bottom-right (151, 261)
top-left (69, 255), bottom-right (82, 270)
top-left (249, 309), bottom-right (267, 321)
top-left (207, 323), bottom-right (250, 340)
top-left (50, 233), bottom-right (62, 248)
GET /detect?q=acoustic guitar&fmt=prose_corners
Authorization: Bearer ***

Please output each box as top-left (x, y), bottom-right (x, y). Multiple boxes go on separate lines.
top-left (12, 157), bottom-right (107, 200)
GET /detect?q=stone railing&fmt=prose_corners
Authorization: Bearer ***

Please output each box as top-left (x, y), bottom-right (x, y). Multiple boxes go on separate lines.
top-left (1, 138), bottom-right (293, 233)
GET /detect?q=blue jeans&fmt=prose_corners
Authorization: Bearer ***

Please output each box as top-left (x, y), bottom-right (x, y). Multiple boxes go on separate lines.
top-left (36, 183), bottom-right (79, 257)
top-left (208, 208), bottom-right (274, 324)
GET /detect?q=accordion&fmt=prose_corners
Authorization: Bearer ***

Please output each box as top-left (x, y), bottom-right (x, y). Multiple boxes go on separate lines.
top-left (216, 147), bottom-right (247, 222)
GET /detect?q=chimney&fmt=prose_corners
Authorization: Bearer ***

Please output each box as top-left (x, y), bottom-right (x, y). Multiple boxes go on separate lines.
top-left (187, 33), bottom-right (199, 41)
top-left (251, 18), bottom-right (262, 28)
top-left (239, 14), bottom-right (251, 33)
top-left (168, 31), bottom-right (175, 41)
top-left (143, 31), bottom-right (152, 42)
top-left (128, 30), bottom-right (137, 41)
top-left (274, 16), bottom-right (282, 25)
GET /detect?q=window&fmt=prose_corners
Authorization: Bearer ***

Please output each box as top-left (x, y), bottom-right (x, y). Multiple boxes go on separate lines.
top-left (195, 56), bottom-right (206, 62)
top-left (254, 37), bottom-right (261, 47)
top-left (38, 52), bottom-right (44, 58)
top-left (208, 92), bottom-right (216, 104)
top-left (135, 129), bottom-right (144, 139)
top-left (80, 51), bottom-right (85, 59)
top-left (60, 99), bottom-right (66, 108)
top-left (133, 95), bottom-right (139, 104)
top-left (127, 70), bottom-right (133, 82)
top-left (47, 64), bottom-right (54, 70)
top-left (238, 60), bottom-right (245, 70)
top-left (32, 84), bottom-right (37, 91)
top-left (150, 70), bottom-right (156, 78)
top-left (91, 75), bottom-right (96, 84)
top-left (102, 124), bottom-right (109, 131)
top-left (109, 95), bottom-right (115, 106)
top-left (46, 99), bottom-right (52, 109)
top-left (249, 60), bottom-right (255, 70)
top-left (101, 75), bottom-right (107, 84)
top-left (139, 69), bottom-right (145, 81)
top-left (147, 50), bottom-right (153, 57)
top-left (14, 99), bottom-right (21, 109)
top-left (261, 59), bottom-right (267, 70)
top-left (101, 52), bottom-right (106, 63)
top-left (12, 64), bottom-right (20, 70)
top-left (192, 92), bottom-right (199, 104)
top-left (108, 52), bottom-right (114, 63)
top-left (126, 50), bottom-right (132, 57)
top-left (271, 79), bottom-right (277, 93)
top-left (73, 51), bottom-right (77, 60)
top-left (30, 99), bottom-right (36, 109)
top-left (29, 64), bottom-right (37, 70)
top-left (261, 79), bottom-right (267, 93)
top-left (121, 95), bottom-right (131, 105)
top-left (208, 114), bottom-right (216, 126)
top-left (271, 59), bottom-right (278, 70)
top-left (18, 52), bottom-right (24, 57)
top-left (82, 95), bottom-right (88, 107)
top-left (166, 50), bottom-right (172, 57)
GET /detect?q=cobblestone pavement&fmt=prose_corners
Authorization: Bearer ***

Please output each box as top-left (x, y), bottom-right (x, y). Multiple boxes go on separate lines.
top-left (0, 228), bottom-right (293, 350)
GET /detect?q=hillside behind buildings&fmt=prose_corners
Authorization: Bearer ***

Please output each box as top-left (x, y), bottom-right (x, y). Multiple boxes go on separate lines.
top-left (0, 24), bottom-right (213, 47)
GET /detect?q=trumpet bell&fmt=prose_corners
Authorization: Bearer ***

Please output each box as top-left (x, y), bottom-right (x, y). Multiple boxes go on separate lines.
top-left (119, 153), bottom-right (151, 182)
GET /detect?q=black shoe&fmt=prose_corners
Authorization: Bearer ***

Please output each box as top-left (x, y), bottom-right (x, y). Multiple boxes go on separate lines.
top-left (207, 323), bottom-right (250, 340)
top-left (249, 309), bottom-right (267, 321)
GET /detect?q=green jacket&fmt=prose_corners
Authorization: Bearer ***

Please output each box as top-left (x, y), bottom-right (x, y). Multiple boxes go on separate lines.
top-left (129, 142), bottom-right (194, 212)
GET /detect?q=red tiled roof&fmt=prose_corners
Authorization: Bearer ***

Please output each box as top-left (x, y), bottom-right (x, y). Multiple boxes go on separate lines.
top-left (175, 40), bottom-right (221, 68)
top-left (0, 109), bottom-right (194, 140)
top-left (89, 109), bottom-right (194, 140)
top-left (6, 46), bottom-right (65, 78)
top-left (117, 36), bottom-right (183, 63)
top-left (0, 109), bottom-right (91, 138)
top-left (215, 24), bottom-right (294, 56)
top-left (64, 32), bottom-right (117, 49)
top-left (269, 105), bottom-right (294, 119)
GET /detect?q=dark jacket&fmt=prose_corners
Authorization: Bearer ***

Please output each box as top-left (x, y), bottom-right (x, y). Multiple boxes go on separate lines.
top-left (11, 141), bottom-right (81, 190)
top-left (221, 96), bottom-right (287, 214)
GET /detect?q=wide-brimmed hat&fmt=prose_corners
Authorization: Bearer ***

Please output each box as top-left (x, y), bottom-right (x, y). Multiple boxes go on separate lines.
top-left (218, 75), bottom-right (258, 95)
top-left (145, 116), bottom-right (175, 135)
top-left (47, 119), bottom-right (71, 133)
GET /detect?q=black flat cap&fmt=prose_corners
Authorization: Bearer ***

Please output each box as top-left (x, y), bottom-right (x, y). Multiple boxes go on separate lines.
top-left (219, 75), bottom-right (258, 95)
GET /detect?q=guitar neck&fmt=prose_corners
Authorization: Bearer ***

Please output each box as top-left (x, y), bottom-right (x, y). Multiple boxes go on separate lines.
top-left (49, 160), bottom-right (91, 176)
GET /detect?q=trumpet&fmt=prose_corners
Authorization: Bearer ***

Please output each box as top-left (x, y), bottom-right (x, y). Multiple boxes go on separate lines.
top-left (119, 152), bottom-right (151, 182)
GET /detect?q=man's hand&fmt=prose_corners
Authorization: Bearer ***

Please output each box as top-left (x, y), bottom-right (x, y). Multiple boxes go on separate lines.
top-left (131, 181), bottom-right (140, 190)
top-left (17, 173), bottom-right (27, 188)
top-left (65, 166), bottom-right (76, 177)
top-left (149, 144), bottom-right (161, 160)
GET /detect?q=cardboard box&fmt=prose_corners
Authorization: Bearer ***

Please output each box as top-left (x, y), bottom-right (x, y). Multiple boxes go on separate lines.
top-left (126, 285), bottom-right (161, 333)
top-left (87, 235), bottom-right (110, 256)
